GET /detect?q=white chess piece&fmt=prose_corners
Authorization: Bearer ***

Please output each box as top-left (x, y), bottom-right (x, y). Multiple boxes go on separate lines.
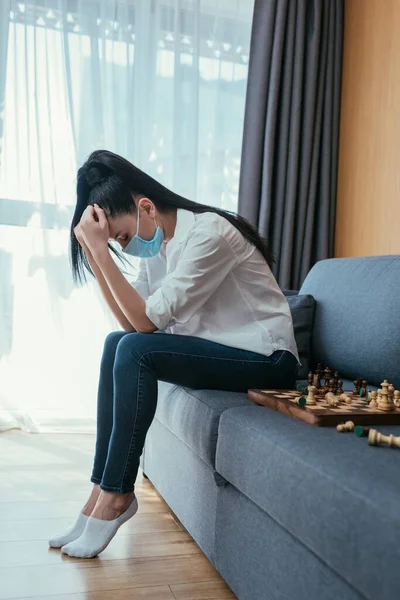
top-left (306, 385), bottom-right (317, 405)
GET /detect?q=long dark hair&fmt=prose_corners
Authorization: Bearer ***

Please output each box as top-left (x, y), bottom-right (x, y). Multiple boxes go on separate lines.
top-left (70, 149), bottom-right (274, 283)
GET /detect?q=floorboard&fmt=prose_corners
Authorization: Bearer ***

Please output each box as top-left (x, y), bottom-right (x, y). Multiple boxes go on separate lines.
top-left (0, 430), bottom-right (236, 600)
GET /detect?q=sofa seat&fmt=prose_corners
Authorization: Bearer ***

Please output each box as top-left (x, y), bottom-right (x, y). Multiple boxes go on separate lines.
top-left (155, 378), bottom-right (377, 471)
top-left (154, 381), bottom-right (250, 468)
top-left (215, 404), bottom-right (400, 600)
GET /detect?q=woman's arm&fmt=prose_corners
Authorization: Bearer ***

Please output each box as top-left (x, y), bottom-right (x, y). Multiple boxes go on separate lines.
top-left (93, 249), bottom-right (156, 333)
top-left (75, 224), bottom-right (135, 332)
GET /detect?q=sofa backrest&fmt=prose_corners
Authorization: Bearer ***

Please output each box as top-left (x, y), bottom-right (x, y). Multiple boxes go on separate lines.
top-left (299, 255), bottom-right (400, 388)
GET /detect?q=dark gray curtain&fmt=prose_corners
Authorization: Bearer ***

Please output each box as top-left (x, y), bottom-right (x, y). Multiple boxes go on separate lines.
top-left (238, 0), bottom-right (344, 289)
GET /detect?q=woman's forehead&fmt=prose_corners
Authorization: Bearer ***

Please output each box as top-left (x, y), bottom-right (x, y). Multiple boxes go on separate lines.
top-left (107, 212), bottom-right (136, 233)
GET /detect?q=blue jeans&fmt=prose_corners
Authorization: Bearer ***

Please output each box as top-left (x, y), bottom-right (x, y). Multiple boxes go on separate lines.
top-left (90, 331), bottom-right (298, 493)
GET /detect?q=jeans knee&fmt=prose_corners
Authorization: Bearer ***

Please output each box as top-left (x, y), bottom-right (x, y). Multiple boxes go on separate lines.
top-left (102, 331), bottom-right (129, 362)
top-left (114, 332), bottom-right (153, 365)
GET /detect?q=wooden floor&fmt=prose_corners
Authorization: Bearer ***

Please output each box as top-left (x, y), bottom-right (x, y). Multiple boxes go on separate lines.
top-left (0, 430), bottom-right (236, 600)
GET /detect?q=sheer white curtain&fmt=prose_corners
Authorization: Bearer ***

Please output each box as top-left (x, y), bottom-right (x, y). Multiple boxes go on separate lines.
top-left (0, 0), bottom-right (254, 433)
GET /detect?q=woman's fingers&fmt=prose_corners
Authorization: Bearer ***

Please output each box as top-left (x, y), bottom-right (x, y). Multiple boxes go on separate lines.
top-left (93, 204), bottom-right (107, 227)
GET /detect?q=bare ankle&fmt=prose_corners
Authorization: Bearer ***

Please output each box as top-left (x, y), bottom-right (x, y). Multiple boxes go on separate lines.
top-left (81, 484), bottom-right (101, 515)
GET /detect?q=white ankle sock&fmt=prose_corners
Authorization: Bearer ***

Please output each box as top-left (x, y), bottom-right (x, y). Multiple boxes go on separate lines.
top-left (48, 512), bottom-right (89, 548)
top-left (61, 496), bottom-right (138, 558)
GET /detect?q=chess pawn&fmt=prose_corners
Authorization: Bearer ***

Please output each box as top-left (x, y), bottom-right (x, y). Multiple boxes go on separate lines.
top-left (378, 383), bottom-right (393, 412)
top-left (394, 390), bottom-right (400, 408)
top-left (353, 378), bottom-right (361, 395)
top-left (324, 367), bottom-right (332, 386)
top-left (369, 391), bottom-right (378, 409)
top-left (328, 378), bottom-right (336, 394)
top-left (337, 421), bottom-right (355, 432)
top-left (313, 373), bottom-right (320, 389)
top-left (337, 380), bottom-right (344, 395)
top-left (359, 379), bottom-right (368, 397)
top-left (338, 394), bottom-right (352, 405)
top-left (308, 371), bottom-right (314, 387)
top-left (306, 385), bottom-right (317, 405)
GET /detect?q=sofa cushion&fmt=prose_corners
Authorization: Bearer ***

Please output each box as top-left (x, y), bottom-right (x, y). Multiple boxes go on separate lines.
top-left (155, 381), bottom-right (249, 468)
top-left (215, 405), bottom-right (400, 600)
top-left (284, 293), bottom-right (316, 379)
top-left (299, 255), bottom-right (400, 388)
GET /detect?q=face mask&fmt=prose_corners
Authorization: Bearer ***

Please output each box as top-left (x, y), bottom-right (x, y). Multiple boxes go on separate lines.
top-left (122, 208), bottom-right (164, 258)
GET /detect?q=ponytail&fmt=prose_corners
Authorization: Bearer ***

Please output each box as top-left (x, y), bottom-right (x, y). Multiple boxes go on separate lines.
top-left (70, 150), bottom-right (274, 283)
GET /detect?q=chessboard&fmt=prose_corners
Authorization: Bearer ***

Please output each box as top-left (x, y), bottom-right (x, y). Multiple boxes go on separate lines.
top-left (247, 389), bottom-right (400, 427)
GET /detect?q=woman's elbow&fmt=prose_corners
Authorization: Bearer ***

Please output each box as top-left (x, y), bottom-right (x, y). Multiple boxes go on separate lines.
top-left (135, 318), bottom-right (158, 334)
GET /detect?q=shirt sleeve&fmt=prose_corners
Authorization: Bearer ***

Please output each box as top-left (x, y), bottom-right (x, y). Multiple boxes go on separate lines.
top-left (145, 231), bottom-right (238, 330)
top-left (130, 259), bottom-right (150, 300)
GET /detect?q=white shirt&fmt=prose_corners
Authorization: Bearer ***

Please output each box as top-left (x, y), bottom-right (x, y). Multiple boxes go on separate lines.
top-left (131, 209), bottom-right (299, 361)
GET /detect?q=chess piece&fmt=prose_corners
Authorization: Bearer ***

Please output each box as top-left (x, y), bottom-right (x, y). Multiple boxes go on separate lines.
top-left (313, 372), bottom-right (320, 389)
top-left (296, 397), bottom-right (307, 407)
top-left (337, 380), bottom-right (344, 395)
top-left (394, 390), bottom-right (400, 408)
top-left (308, 371), bottom-right (314, 387)
top-left (368, 391), bottom-right (378, 409)
top-left (354, 425), bottom-right (370, 437)
top-left (359, 380), bottom-right (368, 397)
top-left (388, 384), bottom-right (395, 405)
top-left (306, 385), bottom-right (317, 405)
top-left (353, 378), bottom-right (362, 395)
top-left (337, 421), bottom-right (355, 432)
top-left (328, 378), bottom-right (336, 394)
top-left (326, 392), bottom-right (339, 407)
top-left (378, 380), bottom-right (394, 411)
top-left (297, 384), bottom-right (308, 395)
top-left (333, 371), bottom-right (340, 392)
top-left (368, 429), bottom-right (400, 448)
top-left (324, 367), bottom-right (332, 387)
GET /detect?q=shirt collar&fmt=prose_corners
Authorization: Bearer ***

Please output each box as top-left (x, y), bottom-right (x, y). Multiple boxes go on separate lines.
top-left (172, 208), bottom-right (196, 244)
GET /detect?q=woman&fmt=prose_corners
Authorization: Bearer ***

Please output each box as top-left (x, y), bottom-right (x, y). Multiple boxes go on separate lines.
top-left (49, 150), bottom-right (299, 558)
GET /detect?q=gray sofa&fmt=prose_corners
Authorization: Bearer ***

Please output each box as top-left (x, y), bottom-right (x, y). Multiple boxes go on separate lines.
top-left (140, 255), bottom-right (400, 600)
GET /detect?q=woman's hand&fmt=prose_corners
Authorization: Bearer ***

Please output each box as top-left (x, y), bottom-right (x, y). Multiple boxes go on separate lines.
top-left (79, 204), bottom-right (110, 259)
top-left (74, 223), bottom-right (87, 247)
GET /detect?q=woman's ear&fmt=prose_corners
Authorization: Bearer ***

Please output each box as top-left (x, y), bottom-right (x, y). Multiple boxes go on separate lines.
top-left (139, 198), bottom-right (155, 217)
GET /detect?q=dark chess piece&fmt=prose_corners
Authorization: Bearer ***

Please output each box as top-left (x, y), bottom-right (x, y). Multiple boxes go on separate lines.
top-left (334, 371), bottom-right (340, 391)
top-left (313, 371), bottom-right (321, 389)
top-left (360, 379), bottom-right (368, 397)
top-left (353, 377), bottom-right (362, 395)
top-left (308, 371), bottom-right (314, 387)
top-left (324, 367), bottom-right (332, 392)
top-left (337, 380), bottom-right (344, 395)
top-left (328, 378), bottom-right (336, 394)
top-left (324, 366), bottom-right (332, 381)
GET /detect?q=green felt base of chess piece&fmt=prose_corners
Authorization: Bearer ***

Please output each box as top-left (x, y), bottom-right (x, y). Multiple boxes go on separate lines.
top-left (355, 425), bottom-right (372, 437)
top-left (298, 396), bottom-right (307, 407)
top-left (297, 383), bottom-right (307, 394)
